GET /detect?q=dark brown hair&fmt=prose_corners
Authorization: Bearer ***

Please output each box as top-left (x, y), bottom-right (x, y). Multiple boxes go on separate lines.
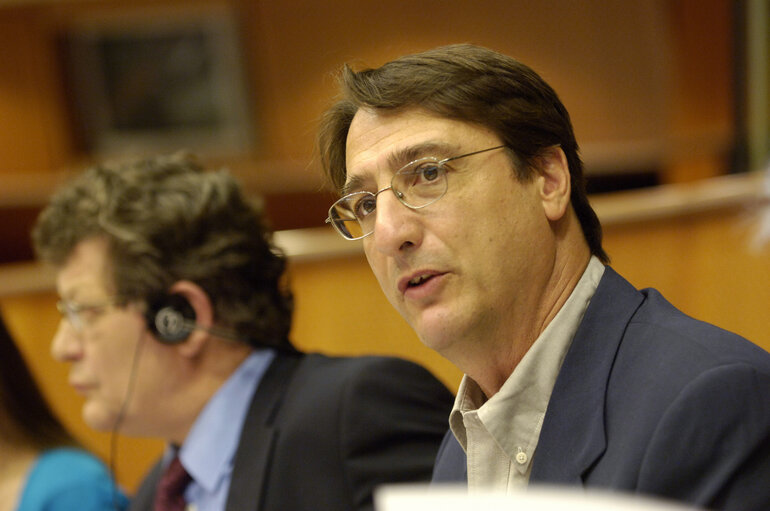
top-left (0, 315), bottom-right (76, 450)
top-left (319, 43), bottom-right (608, 263)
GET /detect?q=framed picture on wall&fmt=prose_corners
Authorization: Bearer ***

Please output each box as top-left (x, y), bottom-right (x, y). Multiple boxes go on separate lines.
top-left (61, 6), bottom-right (254, 158)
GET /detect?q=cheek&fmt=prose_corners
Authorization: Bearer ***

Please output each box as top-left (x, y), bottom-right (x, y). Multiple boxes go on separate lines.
top-left (85, 341), bottom-right (129, 398)
top-left (88, 321), bottom-right (143, 378)
top-left (364, 242), bottom-right (387, 280)
top-left (363, 244), bottom-right (402, 305)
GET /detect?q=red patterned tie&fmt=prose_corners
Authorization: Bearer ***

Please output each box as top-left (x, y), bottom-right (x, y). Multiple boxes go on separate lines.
top-left (153, 456), bottom-right (192, 511)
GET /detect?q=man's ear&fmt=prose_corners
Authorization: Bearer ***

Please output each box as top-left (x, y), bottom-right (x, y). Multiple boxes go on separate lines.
top-left (537, 145), bottom-right (572, 222)
top-left (166, 280), bottom-right (214, 358)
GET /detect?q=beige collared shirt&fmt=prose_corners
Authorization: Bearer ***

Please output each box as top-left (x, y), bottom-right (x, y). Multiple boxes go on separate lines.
top-left (449, 256), bottom-right (605, 492)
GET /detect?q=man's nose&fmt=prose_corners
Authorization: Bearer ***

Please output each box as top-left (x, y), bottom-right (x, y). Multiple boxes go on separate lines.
top-left (370, 189), bottom-right (422, 255)
top-left (50, 320), bottom-right (83, 362)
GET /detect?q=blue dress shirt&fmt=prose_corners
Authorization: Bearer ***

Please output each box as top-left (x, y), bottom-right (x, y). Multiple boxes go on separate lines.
top-left (171, 350), bottom-right (276, 511)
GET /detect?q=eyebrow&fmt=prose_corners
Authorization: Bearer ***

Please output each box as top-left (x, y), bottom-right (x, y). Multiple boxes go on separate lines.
top-left (342, 174), bottom-right (369, 196)
top-left (343, 141), bottom-right (458, 195)
top-left (386, 141), bottom-right (456, 172)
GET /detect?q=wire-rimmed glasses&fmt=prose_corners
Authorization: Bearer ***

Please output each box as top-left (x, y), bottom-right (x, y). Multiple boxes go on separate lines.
top-left (56, 297), bottom-right (124, 332)
top-left (326, 145), bottom-right (506, 240)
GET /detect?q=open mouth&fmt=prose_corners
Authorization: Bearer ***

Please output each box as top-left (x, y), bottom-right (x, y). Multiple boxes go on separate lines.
top-left (400, 271), bottom-right (444, 295)
top-left (408, 274), bottom-right (434, 288)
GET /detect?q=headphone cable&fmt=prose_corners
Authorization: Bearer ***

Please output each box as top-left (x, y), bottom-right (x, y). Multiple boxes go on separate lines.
top-left (109, 333), bottom-right (146, 511)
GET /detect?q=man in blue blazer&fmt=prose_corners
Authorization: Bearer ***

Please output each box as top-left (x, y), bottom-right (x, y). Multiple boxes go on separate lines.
top-left (33, 154), bottom-right (453, 511)
top-left (318, 43), bottom-right (770, 510)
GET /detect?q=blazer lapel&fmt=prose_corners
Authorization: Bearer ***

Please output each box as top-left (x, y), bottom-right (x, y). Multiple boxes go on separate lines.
top-left (224, 352), bottom-right (302, 511)
top-left (128, 461), bottom-right (163, 511)
top-left (531, 267), bottom-right (644, 484)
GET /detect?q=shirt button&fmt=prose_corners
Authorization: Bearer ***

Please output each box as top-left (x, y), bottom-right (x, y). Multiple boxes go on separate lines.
top-left (515, 451), bottom-right (528, 464)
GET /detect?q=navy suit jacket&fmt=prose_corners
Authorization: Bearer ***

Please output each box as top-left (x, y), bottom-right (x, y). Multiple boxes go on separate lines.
top-left (433, 267), bottom-right (770, 510)
top-left (131, 352), bottom-right (453, 511)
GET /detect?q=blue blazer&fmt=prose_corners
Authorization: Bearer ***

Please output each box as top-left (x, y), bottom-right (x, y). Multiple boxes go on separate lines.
top-left (131, 353), bottom-right (453, 511)
top-left (433, 267), bottom-right (770, 510)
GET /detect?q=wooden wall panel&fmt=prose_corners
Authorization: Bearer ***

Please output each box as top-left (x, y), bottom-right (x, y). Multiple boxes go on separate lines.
top-left (603, 208), bottom-right (770, 349)
top-left (0, 7), bottom-right (72, 173)
top-left (0, 0), bottom-right (734, 192)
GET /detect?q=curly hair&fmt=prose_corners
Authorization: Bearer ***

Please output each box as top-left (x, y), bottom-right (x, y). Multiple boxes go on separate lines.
top-left (32, 154), bottom-right (294, 349)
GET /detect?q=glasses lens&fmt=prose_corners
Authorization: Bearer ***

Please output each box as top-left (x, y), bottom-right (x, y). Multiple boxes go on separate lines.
top-left (57, 301), bottom-right (84, 331)
top-left (393, 159), bottom-right (447, 208)
top-left (329, 197), bottom-right (367, 239)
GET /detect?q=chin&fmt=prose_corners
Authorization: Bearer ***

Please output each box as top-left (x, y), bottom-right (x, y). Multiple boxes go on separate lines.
top-left (82, 403), bottom-right (120, 432)
top-left (418, 334), bottom-right (454, 356)
top-left (415, 322), bottom-right (456, 353)
top-left (412, 309), bottom-right (454, 343)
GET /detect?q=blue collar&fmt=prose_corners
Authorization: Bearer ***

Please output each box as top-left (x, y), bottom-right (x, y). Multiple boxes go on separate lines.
top-left (178, 350), bottom-right (276, 494)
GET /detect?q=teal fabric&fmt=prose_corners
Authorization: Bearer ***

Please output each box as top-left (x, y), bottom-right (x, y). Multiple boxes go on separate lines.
top-left (16, 448), bottom-right (128, 511)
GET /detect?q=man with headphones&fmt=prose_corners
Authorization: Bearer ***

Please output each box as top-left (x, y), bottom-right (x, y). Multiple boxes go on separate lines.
top-left (32, 153), bottom-right (453, 511)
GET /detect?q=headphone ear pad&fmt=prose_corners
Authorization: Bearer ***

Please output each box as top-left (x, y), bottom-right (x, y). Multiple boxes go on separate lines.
top-left (145, 294), bottom-right (196, 344)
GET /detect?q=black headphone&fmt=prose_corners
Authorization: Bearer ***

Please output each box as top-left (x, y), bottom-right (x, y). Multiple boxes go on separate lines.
top-left (144, 293), bottom-right (196, 344)
top-left (144, 291), bottom-right (293, 350)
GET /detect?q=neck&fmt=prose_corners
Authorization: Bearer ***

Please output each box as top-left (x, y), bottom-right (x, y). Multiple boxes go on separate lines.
top-left (456, 225), bottom-right (592, 398)
top-left (166, 343), bottom-right (253, 445)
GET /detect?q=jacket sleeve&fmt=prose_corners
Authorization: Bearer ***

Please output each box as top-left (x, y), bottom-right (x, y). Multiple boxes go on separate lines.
top-left (338, 357), bottom-right (454, 511)
top-left (431, 429), bottom-right (467, 483)
top-left (637, 363), bottom-right (770, 511)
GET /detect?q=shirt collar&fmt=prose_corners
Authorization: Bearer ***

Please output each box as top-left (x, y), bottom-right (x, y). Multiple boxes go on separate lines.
top-left (177, 349), bottom-right (276, 493)
top-left (450, 257), bottom-right (605, 465)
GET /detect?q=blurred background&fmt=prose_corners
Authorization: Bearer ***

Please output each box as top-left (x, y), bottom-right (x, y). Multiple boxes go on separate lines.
top-left (1, 0), bottom-right (768, 493)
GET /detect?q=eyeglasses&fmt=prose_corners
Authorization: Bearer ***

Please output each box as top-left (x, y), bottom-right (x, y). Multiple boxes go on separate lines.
top-left (56, 297), bottom-right (124, 332)
top-left (326, 145), bottom-right (506, 240)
